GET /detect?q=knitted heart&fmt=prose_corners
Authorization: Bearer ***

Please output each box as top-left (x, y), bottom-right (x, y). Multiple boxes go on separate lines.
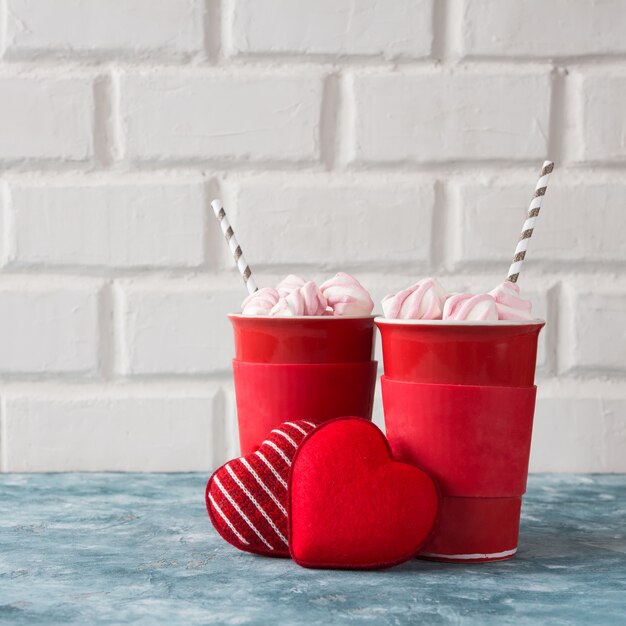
top-left (206, 419), bottom-right (319, 557)
top-left (288, 418), bottom-right (439, 570)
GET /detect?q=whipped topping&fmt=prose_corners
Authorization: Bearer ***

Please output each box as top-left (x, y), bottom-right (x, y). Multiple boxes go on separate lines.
top-left (241, 287), bottom-right (279, 316)
top-left (320, 272), bottom-right (374, 317)
top-left (382, 278), bottom-right (446, 320)
top-left (443, 293), bottom-right (498, 321)
top-left (489, 281), bottom-right (533, 320)
top-left (270, 281), bottom-right (327, 317)
top-left (276, 274), bottom-right (307, 298)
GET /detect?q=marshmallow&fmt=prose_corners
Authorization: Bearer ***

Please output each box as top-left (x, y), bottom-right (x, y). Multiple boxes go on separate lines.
top-left (489, 282), bottom-right (533, 321)
top-left (270, 281), bottom-right (327, 317)
top-left (320, 272), bottom-right (374, 317)
top-left (276, 274), bottom-right (307, 298)
top-left (382, 278), bottom-right (446, 320)
top-left (443, 293), bottom-right (498, 321)
top-left (241, 287), bottom-right (279, 316)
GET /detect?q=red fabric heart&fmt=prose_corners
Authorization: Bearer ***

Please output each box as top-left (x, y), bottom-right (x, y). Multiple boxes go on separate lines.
top-left (288, 418), bottom-right (439, 570)
top-left (206, 419), bottom-right (318, 557)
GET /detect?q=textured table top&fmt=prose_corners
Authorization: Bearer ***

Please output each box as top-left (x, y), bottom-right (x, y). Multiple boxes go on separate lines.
top-left (1, 474), bottom-right (625, 625)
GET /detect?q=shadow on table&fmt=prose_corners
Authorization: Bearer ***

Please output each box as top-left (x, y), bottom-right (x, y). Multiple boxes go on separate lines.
top-left (387, 528), bottom-right (626, 575)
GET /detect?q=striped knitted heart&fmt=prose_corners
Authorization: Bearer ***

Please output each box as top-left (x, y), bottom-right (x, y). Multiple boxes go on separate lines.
top-left (206, 419), bottom-right (319, 557)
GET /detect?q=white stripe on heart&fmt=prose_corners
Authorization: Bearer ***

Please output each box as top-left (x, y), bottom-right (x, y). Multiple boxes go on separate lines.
top-left (265, 440), bottom-right (292, 466)
top-left (225, 464), bottom-right (287, 546)
top-left (283, 421), bottom-right (308, 437)
top-left (255, 450), bottom-right (288, 489)
top-left (240, 457), bottom-right (287, 517)
top-left (208, 492), bottom-right (249, 546)
top-left (271, 429), bottom-right (298, 449)
top-left (213, 475), bottom-right (274, 550)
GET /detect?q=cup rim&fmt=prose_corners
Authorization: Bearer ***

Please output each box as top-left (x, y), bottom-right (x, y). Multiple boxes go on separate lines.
top-left (229, 313), bottom-right (377, 321)
top-left (374, 316), bottom-right (545, 327)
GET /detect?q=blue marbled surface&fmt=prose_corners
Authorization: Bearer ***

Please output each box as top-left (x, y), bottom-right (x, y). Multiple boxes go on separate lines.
top-left (1, 474), bottom-right (624, 625)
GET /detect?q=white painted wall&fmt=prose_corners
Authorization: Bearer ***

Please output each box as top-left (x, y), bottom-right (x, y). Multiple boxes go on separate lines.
top-left (0, 0), bottom-right (624, 472)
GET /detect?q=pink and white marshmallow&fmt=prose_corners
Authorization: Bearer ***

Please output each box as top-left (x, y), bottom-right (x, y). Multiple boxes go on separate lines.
top-left (276, 274), bottom-right (307, 298)
top-left (489, 281), bottom-right (533, 321)
top-left (382, 278), bottom-right (447, 320)
top-left (443, 293), bottom-right (498, 321)
top-left (320, 272), bottom-right (374, 317)
top-left (241, 287), bottom-right (280, 316)
top-left (270, 281), bottom-right (327, 317)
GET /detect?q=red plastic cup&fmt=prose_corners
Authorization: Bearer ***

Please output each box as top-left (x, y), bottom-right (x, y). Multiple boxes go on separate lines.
top-left (230, 315), bottom-right (377, 455)
top-left (376, 317), bottom-right (544, 563)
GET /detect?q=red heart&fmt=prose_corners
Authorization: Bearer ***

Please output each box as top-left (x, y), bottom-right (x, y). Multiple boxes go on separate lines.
top-left (206, 419), bottom-right (319, 557)
top-left (288, 418), bottom-right (439, 569)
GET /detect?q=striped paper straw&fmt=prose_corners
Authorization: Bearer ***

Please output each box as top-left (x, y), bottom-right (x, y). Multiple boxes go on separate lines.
top-left (211, 199), bottom-right (258, 295)
top-left (506, 161), bottom-right (555, 283)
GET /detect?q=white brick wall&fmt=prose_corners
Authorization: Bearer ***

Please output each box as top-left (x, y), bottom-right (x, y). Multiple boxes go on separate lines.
top-left (0, 76), bottom-right (94, 163)
top-left (0, 1), bottom-right (624, 472)
top-left (352, 70), bottom-right (552, 163)
top-left (120, 72), bottom-right (324, 163)
top-left (5, 0), bottom-right (206, 60)
top-left (229, 0), bottom-right (434, 59)
top-left (8, 180), bottom-right (208, 269)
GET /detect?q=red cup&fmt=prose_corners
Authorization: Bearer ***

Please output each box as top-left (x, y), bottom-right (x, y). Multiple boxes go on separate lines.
top-left (376, 318), bottom-right (544, 563)
top-left (230, 315), bottom-right (377, 455)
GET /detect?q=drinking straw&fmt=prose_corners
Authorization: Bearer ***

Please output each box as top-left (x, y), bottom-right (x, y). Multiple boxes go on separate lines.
top-left (506, 161), bottom-right (554, 283)
top-left (211, 199), bottom-right (258, 294)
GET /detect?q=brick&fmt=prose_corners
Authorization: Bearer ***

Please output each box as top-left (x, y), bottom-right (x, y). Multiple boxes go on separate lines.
top-left (1, 394), bottom-right (222, 471)
top-left (5, 0), bottom-right (204, 59)
top-left (452, 181), bottom-right (626, 266)
top-left (577, 72), bottom-right (626, 163)
top-left (461, 0), bottom-right (626, 58)
top-left (119, 283), bottom-right (241, 375)
top-left (0, 282), bottom-right (100, 375)
top-left (562, 288), bottom-right (626, 374)
top-left (0, 184), bottom-right (6, 265)
top-left (0, 76), bottom-right (94, 162)
top-left (529, 397), bottom-right (626, 472)
top-left (228, 180), bottom-right (434, 267)
top-left (9, 181), bottom-right (207, 269)
top-left (231, 0), bottom-right (432, 59)
top-left (352, 71), bottom-right (551, 163)
top-left (121, 73), bottom-right (323, 163)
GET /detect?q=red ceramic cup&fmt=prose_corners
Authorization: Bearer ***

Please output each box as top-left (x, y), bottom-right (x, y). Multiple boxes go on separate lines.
top-left (376, 317), bottom-right (544, 563)
top-left (230, 315), bottom-right (377, 455)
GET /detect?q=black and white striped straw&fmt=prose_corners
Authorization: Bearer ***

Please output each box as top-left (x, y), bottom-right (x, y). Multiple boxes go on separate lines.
top-left (506, 161), bottom-right (555, 283)
top-left (211, 199), bottom-right (258, 295)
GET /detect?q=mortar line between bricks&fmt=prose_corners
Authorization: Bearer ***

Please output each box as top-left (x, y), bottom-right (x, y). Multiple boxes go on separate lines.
top-left (93, 73), bottom-right (116, 167)
top-left (319, 72), bottom-right (341, 170)
top-left (0, 373), bottom-right (236, 386)
top-left (4, 263), bottom-right (626, 280)
top-left (435, 0), bottom-right (464, 62)
top-left (0, 396), bottom-right (6, 472)
top-left (1, 375), bottom-right (625, 396)
top-left (0, 0), bottom-right (6, 60)
top-left (429, 180), bottom-right (448, 273)
top-left (218, 0), bottom-right (234, 61)
top-left (4, 56), bottom-right (626, 75)
top-left (97, 281), bottom-right (116, 380)
top-left (204, 0), bottom-right (223, 64)
top-left (553, 280), bottom-right (566, 376)
top-left (0, 182), bottom-right (13, 268)
top-left (203, 177), bottom-right (225, 270)
top-left (543, 282), bottom-right (559, 377)
top-left (547, 66), bottom-right (567, 164)
top-left (6, 159), bottom-right (625, 176)
top-left (5, 165), bottom-right (626, 184)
